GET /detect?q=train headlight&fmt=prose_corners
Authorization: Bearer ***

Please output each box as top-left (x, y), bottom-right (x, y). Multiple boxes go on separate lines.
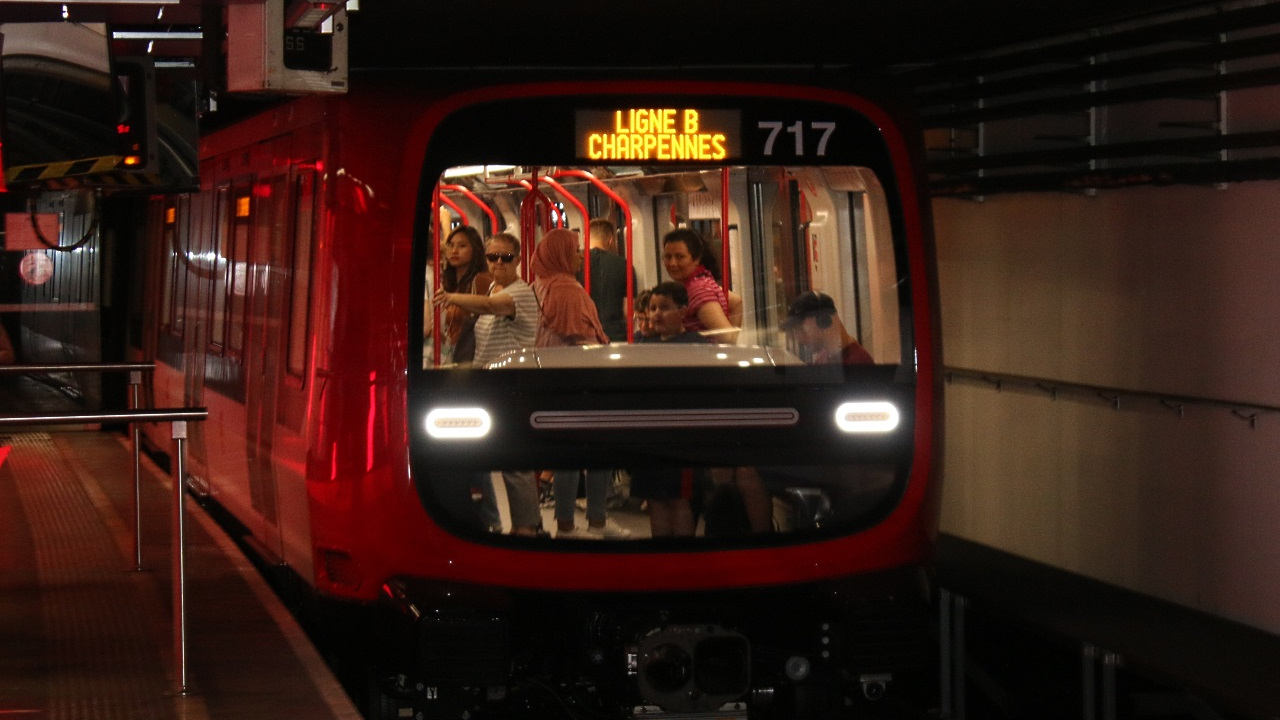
top-left (424, 407), bottom-right (492, 439)
top-left (834, 401), bottom-right (900, 433)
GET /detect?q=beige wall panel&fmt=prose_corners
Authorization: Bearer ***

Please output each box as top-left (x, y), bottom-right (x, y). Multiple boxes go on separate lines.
top-left (934, 181), bottom-right (1280, 635)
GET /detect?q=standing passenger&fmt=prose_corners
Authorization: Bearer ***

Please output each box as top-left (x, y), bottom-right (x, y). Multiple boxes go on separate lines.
top-left (579, 218), bottom-right (637, 343)
top-left (438, 226), bottom-right (493, 364)
top-left (531, 229), bottom-right (630, 539)
top-left (432, 233), bottom-right (543, 535)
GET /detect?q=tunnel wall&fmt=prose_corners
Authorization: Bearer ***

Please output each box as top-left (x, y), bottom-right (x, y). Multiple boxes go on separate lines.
top-left (934, 181), bottom-right (1280, 635)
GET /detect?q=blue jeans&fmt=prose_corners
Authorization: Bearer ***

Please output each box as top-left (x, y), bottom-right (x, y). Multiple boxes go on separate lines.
top-left (553, 469), bottom-right (611, 525)
top-left (478, 470), bottom-right (543, 532)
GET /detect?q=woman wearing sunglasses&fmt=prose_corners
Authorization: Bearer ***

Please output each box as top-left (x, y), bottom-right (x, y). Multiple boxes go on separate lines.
top-left (434, 232), bottom-right (538, 368)
top-left (432, 232), bottom-right (545, 536)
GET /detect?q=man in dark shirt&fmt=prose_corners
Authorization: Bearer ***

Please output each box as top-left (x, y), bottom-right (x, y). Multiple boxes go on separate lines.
top-left (579, 218), bottom-right (637, 343)
top-left (780, 291), bottom-right (875, 364)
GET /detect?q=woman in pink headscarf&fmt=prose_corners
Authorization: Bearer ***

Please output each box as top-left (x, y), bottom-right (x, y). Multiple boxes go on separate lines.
top-left (530, 228), bottom-right (608, 348)
top-left (530, 229), bottom-right (630, 539)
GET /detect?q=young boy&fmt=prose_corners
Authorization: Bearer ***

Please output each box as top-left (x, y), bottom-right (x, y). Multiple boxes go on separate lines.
top-left (639, 282), bottom-right (707, 345)
top-left (630, 282), bottom-right (708, 537)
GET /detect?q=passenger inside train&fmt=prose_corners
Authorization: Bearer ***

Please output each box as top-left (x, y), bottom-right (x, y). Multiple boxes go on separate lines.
top-left (420, 164), bottom-right (908, 544)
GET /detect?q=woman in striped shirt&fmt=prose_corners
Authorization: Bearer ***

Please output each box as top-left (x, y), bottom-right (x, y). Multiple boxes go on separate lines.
top-left (661, 228), bottom-right (736, 341)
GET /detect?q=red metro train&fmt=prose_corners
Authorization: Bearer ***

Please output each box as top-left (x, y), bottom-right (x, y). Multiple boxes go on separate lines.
top-left (132, 69), bottom-right (942, 719)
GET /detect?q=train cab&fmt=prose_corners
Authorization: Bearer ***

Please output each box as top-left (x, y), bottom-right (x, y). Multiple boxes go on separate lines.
top-left (135, 72), bottom-right (940, 719)
top-left (387, 81), bottom-right (941, 717)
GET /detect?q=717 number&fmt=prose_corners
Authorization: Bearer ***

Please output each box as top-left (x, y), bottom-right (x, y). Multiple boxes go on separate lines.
top-left (757, 121), bottom-right (837, 157)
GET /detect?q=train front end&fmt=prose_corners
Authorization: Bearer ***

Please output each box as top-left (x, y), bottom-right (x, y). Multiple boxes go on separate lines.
top-left (385, 78), bottom-right (940, 719)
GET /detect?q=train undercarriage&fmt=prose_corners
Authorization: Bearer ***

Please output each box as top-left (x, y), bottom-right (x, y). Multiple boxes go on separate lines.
top-left (358, 569), bottom-right (936, 720)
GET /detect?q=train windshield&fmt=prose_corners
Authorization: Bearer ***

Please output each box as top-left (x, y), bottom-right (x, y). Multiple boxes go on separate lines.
top-left (411, 161), bottom-right (913, 544)
top-left (410, 99), bottom-right (916, 546)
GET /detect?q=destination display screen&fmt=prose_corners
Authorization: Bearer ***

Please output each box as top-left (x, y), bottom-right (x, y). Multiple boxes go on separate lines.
top-left (425, 94), bottom-right (892, 176)
top-left (576, 108), bottom-right (742, 162)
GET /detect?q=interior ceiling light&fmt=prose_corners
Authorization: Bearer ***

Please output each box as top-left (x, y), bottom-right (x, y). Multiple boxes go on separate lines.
top-left (112, 30), bottom-right (203, 40)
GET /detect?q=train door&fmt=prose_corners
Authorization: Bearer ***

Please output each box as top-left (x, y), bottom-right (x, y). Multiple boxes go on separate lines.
top-left (176, 193), bottom-right (214, 473)
top-left (129, 197), bottom-right (167, 411)
top-left (241, 136), bottom-right (292, 553)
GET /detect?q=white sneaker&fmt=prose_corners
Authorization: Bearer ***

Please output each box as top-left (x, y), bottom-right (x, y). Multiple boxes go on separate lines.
top-left (586, 518), bottom-right (632, 540)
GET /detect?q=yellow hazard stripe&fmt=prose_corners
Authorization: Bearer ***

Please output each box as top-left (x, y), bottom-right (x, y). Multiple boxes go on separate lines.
top-left (5, 156), bottom-right (162, 188)
top-left (4, 155), bottom-right (125, 183)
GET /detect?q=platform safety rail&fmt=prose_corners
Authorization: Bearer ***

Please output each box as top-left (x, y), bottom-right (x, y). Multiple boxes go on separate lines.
top-left (0, 361), bottom-right (206, 694)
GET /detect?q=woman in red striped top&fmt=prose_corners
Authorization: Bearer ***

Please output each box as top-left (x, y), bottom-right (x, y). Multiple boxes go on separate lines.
top-left (660, 228), bottom-right (736, 341)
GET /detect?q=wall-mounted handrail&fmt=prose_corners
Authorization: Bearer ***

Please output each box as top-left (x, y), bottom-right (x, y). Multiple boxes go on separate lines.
top-left (0, 361), bottom-right (156, 374)
top-left (0, 408), bottom-right (208, 425)
top-left (945, 366), bottom-right (1280, 428)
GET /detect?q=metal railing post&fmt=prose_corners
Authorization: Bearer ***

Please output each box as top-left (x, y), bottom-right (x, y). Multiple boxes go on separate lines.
top-left (939, 590), bottom-right (967, 719)
top-left (130, 370), bottom-right (144, 572)
top-left (0, 362), bottom-right (208, 699)
top-left (952, 594), bottom-right (967, 720)
top-left (171, 420), bottom-right (189, 695)
top-left (1083, 643), bottom-right (1097, 720)
top-left (940, 589), bottom-right (952, 718)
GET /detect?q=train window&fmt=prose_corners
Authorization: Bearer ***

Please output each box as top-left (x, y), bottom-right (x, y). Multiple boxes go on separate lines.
top-left (227, 188), bottom-right (252, 356)
top-left (170, 197), bottom-right (190, 335)
top-left (422, 165), bottom-right (901, 369)
top-left (157, 199), bottom-right (175, 331)
top-left (286, 169), bottom-right (317, 378)
top-left (210, 186), bottom-right (230, 351)
top-left (414, 162), bottom-right (911, 544)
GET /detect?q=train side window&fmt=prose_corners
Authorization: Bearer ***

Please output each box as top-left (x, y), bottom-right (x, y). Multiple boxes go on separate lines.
top-left (209, 185), bottom-right (231, 351)
top-left (286, 169), bottom-right (317, 379)
top-left (172, 194), bottom-right (194, 335)
top-left (169, 198), bottom-right (190, 335)
top-left (227, 187), bottom-right (253, 357)
top-left (158, 199), bottom-right (175, 332)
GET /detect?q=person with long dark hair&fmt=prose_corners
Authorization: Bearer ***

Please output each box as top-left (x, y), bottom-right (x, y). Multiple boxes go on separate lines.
top-left (660, 228), bottom-right (736, 340)
top-left (439, 225), bottom-right (492, 363)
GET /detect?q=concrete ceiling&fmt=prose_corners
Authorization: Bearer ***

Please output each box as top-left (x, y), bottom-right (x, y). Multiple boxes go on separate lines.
top-left (0, 0), bottom-right (1223, 70)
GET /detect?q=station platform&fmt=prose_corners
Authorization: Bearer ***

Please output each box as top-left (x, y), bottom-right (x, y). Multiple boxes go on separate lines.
top-left (936, 534), bottom-right (1280, 719)
top-left (0, 428), bottom-right (362, 720)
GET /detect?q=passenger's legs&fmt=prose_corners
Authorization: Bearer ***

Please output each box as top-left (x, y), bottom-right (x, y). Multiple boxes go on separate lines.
top-left (583, 468), bottom-right (611, 526)
top-left (502, 470), bottom-right (542, 532)
top-left (477, 471), bottom-right (501, 531)
top-left (553, 469), bottom-right (579, 530)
